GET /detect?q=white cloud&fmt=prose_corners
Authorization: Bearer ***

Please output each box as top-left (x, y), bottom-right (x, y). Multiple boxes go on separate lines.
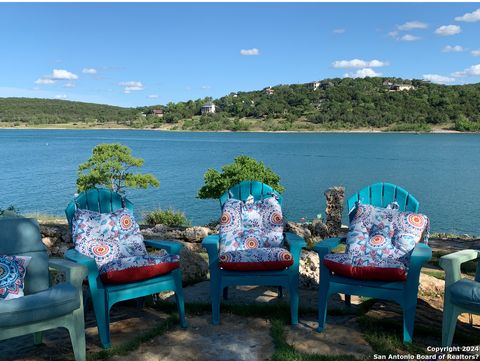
top-left (53, 94), bottom-right (68, 99)
top-left (332, 59), bottom-right (388, 69)
top-left (119, 81), bottom-right (144, 93)
top-left (400, 34), bottom-right (420, 41)
top-left (344, 68), bottom-right (382, 78)
top-left (471, 50), bottom-right (480, 56)
top-left (51, 69), bottom-right (78, 80)
top-left (147, 94), bottom-right (159, 99)
top-left (435, 25), bottom-right (462, 36)
top-left (422, 74), bottom-right (455, 84)
top-left (34, 78), bottom-right (55, 85)
top-left (452, 64), bottom-right (480, 78)
top-left (388, 31), bottom-right (399, 38)
top-left (442, 45), bottom-right (465, 52)
top-left (201, 85), bottom-right (211, 89)
top-left (240, 48), bottom-right (259, 56)
top-left (82, 68), bottom-right (97, 74)
top-left (397, 21), bottom-right (428, 30)
top-left (333, 28), bottom-right (345, 34)
top-left (455, 8), bottom-right (480, 22)
top-left (63, 82), bottom-right (76, 88)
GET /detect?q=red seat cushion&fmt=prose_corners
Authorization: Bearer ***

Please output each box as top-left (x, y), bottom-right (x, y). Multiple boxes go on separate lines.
top-left (219, 248), bottom-right (293, 271)
top-left (98, 254), bottom-right (180, 284)
top-left (323, 253), bottom-right (407, 281)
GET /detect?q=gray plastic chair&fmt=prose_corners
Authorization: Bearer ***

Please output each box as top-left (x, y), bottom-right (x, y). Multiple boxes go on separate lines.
top-left (0, 218), bottom-right (87, 361)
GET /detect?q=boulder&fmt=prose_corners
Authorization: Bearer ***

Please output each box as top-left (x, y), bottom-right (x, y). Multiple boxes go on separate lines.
top-left (285, 221), bottom-right (312, 241)
top-left (179, 246), bottom-right (209, 284)
top-left (324, 186), bottom-right (344, 237)
top-left (142, 224), bottom-right (186, 240)
top-left (299, 250), bottom-right (320, 289)
top-left (184, 226), bottom-right (210, 243)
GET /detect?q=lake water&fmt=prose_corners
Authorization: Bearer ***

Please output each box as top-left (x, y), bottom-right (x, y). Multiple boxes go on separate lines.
top-left (0, 129), bottom-right (478, 235)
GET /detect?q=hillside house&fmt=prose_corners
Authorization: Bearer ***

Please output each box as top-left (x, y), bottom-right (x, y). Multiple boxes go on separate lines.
top-left (390, 84), bottom-right (415, 91)
top-left (201, 103), bottom-right (216, 114)
top-left (152, 109), bottom-right (164, 117)
top-left (311, 81), bottom-right (321, 91)
top-left (264, 87), bottom-right (274, 95)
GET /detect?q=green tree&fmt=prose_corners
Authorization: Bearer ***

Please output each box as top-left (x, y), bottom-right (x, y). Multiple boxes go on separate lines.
top-left (77, 143), bottom-right (160, 193)
top-left (197, 155), bottom-right (284, 199)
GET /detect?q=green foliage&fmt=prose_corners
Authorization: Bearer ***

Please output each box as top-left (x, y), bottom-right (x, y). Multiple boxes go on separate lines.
top-left (453, 114), bottom-right (480, 132)
top-left (77, 143), bottom-right (160, 193)
top-left (197, 155), bottom-right (284, 199)
top-left (0, 205), bottom-right (21, 218)
top-left (143, 209), bottom-right (191, 227)
top-left (2, 77), bottom-right (480, 131)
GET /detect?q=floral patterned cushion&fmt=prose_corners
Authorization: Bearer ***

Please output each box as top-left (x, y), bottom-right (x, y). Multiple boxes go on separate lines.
top-left (324, 253), bottom-right (407, 281)
top-left (98, 252), bottom-right (180, 284)
top-left (218, 194), bottom-right (284, 254)
top-left (330, 202), bottom-right (430, 281)
top-left (72, 208), bottom-right (147, 267)
top-left (219, 247), bottom-right (293, 271)
top-left (0, 255), bottom-right (31, 300)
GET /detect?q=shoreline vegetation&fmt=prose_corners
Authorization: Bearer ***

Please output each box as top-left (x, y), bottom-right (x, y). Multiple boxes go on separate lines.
top-left (1, 77), bottom-right (479, 133)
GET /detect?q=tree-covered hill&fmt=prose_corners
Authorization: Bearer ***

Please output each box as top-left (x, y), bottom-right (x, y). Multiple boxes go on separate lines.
top-left (0, 97), bottom-right (138, 125)
top-left (1, 77), bottom-right (480, 131)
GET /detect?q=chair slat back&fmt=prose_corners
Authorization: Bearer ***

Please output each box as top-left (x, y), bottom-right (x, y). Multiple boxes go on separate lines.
top-left (347, 182), bottom-right (419, 222)
top-left (219, 180), bottom-right (282, 208)
top-left (0, 218), bottom-right (49, 295)
top-left (65, 188), bottom-right (134, 231)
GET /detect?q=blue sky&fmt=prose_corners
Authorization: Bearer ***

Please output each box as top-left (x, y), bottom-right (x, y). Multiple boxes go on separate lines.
top-left (0, 3), bottom-right (479, 107)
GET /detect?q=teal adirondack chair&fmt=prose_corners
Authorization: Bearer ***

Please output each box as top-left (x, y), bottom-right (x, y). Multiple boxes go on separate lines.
top-left (440, 250), bottom-right (480, 346)
top-left (202, 181), bottom-right (306, 325)
top-left (314, 182), bottom-right (432, 343)
top-left (0, 217), bottom-right (87, 361)
top-left (64, 188), bottom-right (186, 349)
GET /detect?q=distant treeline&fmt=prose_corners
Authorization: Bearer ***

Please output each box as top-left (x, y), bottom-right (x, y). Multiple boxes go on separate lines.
top-left (1, 77), bottom-right (480, 131)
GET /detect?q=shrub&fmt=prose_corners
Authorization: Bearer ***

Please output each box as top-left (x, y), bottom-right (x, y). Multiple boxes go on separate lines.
top-left (453, 115), bottom-right (480, 132)
top-left (77, 143), bottom-right (159, 194)
top-left (143, 209), bottom-right (191, 227)
top-left (197, 155), bottom-right (284, 199)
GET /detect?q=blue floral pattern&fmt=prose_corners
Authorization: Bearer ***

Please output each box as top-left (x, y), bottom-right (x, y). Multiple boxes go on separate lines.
top-left (219, 247), bottom-right (293, 270)
top-left (0, 255), bottom-right (31, 300)
top-left (328, 202), bottom-right (430, 280)
top-left (218, 194), bottom-right (284, 254)
top-left (72, 208), bottom-right (147, 267)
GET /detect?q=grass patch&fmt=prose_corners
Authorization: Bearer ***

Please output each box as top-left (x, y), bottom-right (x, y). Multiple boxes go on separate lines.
top-left (421, 269), bottom-right (445, 280)
top-left (143, 208), bottom-right (191, 227)
top-left (386, 123), bottom-right (432, 132)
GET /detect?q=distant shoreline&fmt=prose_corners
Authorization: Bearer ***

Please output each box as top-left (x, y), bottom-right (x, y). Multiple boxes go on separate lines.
top-left (0, 124), bottom-right (471, 134)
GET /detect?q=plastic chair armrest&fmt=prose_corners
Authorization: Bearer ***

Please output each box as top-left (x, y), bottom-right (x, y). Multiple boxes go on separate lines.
top-left (313, 237), bottom-right (345, 258)
top-left (440, 249), bottom-right (479, 288)
top-left (144, 239), bottom-right (183, 255)
top-left (202, 235), bottom-right (220, 266)
top-left (49, 258), bottom-right (87, 289)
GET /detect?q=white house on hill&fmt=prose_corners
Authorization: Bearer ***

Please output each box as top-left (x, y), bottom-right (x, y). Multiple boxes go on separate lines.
top-left (201, 103), bottom-right (216, 114)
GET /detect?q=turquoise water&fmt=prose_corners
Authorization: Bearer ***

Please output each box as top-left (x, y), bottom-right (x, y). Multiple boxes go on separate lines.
top-left (0, 129), bottom-right (478, 235)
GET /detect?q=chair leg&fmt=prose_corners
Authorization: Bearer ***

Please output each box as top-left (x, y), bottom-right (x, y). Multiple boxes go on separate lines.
top-left (289, 274), bottom-right (299, 326)
top-left (90, 290), bottom-right (111, 348)
top-left (210, 271), bottom-right (221, 325)
top-left (67, 307), bottom-right (86, 361)
top-left (223, 287), bottom-right (229, 300)
top-left (174, 270), bottom-right (187, 328)
top-left (33, 331), bottom-right (43, 345)
top-left (136, 297), bottom-right (145, 309)
top-left (344, 294), bottom-right (351, 306)
top-left (402, 291), bottom-right (419, 344)
top-left (278, 286), bottom-right (283, 298)
top-left (442, 297), bottom-right (461, 347)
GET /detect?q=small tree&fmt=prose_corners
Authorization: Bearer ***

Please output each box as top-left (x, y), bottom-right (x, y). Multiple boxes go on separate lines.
top-left (77, 143), bottom-right (160, 194)
top-left (197, 155), bottom-right (284, 199)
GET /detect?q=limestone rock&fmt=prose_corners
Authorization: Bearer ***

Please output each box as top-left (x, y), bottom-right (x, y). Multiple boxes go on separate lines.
top-left (324, 186), bottom-right (344, 237)
top-left (299, 250), bottom-right (320, 289)
top-left (285, 221), bottom-right (312, 240)
top-left (142, 224), bottom-right (185, 240)
top-left (184, 226), bottom-right (210, 242)
top-left (179, 247), bottom-right (209, 284)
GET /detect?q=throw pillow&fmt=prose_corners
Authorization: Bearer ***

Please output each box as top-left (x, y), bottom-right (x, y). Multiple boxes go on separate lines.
top-left (0, 255), bottom-right (31, 300)
top-left (72, 208), bottom-right (147, 267)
